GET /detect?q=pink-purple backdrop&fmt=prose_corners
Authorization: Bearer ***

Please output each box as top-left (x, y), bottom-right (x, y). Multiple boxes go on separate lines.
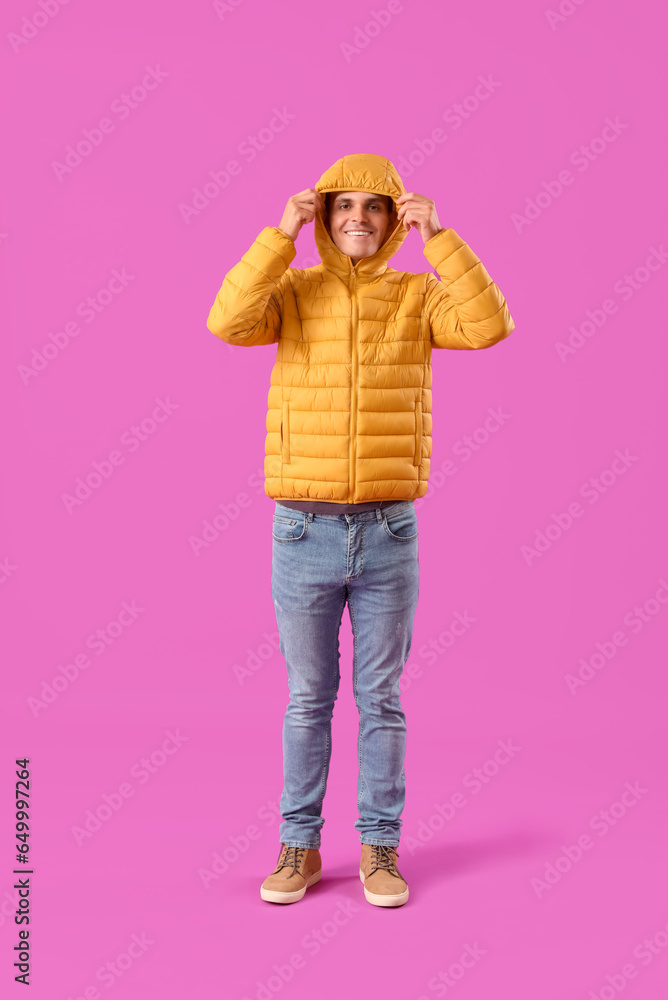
top-left (2, 1), bottom-right (667, 997)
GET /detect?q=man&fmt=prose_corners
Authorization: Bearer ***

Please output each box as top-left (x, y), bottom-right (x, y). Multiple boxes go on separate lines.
top-left (206, 153), bottom-right (516, 908)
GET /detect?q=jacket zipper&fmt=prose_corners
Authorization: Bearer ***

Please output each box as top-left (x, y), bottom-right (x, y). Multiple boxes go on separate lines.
top-left (349, 269), bottom-right (358, 502)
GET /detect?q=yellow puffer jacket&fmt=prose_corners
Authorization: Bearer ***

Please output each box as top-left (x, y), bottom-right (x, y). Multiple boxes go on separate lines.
top-left (206, 153), bottom-right (516, 503)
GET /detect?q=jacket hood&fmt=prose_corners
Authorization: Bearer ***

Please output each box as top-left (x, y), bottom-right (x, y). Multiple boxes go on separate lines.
top-left (314, 153), bottom-right (408, 281)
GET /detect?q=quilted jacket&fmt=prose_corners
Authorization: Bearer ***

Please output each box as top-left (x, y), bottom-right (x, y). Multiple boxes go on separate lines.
top-left (206, 153), bottom-right (516, 503)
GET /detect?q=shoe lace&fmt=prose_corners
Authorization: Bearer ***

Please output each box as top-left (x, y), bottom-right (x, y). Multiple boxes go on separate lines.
top-left (275, 845), bottom-right (306, 879)
top-left (369, 844), bottom-right (401, 876)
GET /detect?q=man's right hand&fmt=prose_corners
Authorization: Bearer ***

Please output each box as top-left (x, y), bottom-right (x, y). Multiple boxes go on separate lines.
top-left (278, 188), bottom-right (323, 241)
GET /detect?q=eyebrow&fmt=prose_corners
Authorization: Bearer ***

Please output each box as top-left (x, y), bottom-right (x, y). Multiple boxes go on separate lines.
top-left (333, 194), bottom-right (385, 204)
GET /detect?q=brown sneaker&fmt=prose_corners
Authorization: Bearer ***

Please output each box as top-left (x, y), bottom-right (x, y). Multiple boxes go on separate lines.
top-left (260, 844), bottom-right (322, 904)
top-left (359, 844), bottom-right (409, 907)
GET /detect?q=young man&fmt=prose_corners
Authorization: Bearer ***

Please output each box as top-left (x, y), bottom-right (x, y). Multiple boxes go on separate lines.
top-left (206, 153), bottom-right (516, 908)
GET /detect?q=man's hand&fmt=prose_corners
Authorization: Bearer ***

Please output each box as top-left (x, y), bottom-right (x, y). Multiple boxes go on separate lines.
top-left (278, 188), bottom-right (323, 241)
top-left (395, 192), bottom-right (443, 243)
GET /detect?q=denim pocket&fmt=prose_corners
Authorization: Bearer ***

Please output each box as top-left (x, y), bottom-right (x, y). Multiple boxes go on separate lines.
top-left (272, 513), bottom-right (307, 542)
top-left (382, 504), bottom-right (418, 541)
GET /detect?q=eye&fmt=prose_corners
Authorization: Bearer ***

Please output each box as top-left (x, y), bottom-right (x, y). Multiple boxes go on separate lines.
top-left (337, 202), bottom-right (382, 210)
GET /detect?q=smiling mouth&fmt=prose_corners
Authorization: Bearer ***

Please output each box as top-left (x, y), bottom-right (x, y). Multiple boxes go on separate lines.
top-left (344, 231), bottom-right (373, 238)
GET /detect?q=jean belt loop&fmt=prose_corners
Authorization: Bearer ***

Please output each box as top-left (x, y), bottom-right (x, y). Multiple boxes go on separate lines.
top-left (376, 508), bottom-right (383, 523)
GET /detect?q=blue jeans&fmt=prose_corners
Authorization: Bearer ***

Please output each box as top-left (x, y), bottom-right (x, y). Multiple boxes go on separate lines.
top-left (271, 500), bottom-right (420, 849)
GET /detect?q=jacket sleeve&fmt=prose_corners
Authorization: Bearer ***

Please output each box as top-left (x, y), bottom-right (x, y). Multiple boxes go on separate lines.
top-left (206, 226), bottom-right (296, 346)
top-left (422, 228), bottom-right (516, 350)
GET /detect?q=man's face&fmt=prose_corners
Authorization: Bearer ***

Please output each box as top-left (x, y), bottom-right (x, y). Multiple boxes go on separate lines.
top-left (325, 191), bottom-right (393, 264)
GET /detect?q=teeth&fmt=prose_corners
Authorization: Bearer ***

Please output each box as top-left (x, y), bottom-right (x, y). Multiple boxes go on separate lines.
top-left (346, 231), bottom-right (371, 236)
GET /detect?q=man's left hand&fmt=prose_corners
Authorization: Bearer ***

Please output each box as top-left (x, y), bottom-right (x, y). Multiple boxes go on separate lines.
top-left (395, 192), bottom-right (443, 243)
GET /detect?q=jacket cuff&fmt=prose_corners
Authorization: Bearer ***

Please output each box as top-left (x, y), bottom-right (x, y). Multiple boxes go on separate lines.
top-left (422, 227), bottom-right (465, 264)
top-left (423, 226), bottom-right (487, 285)
top-left (255, 226), bottom-right (298, 267)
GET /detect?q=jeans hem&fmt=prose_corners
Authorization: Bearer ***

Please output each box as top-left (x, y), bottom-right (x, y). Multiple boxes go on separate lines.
top-left (360, 839), bottom-right (400, 847)
top-left (281, 840), bottom-right (321, 850)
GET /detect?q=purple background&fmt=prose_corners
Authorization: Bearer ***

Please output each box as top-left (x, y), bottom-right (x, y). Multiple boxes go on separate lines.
top-left (2, 1), bottom-right (667, 997)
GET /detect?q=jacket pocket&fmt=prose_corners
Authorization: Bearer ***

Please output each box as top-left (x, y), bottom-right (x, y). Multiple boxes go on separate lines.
top-left (413, 399), bottom-right (422, 466)
top-left (282, 401), bottom-right (291, 463)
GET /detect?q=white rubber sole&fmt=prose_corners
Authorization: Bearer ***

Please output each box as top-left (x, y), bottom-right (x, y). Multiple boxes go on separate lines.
top-left (260, 868), bottom-right (322, 904)
top-left (359, 868), bottom-right (409, 907)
